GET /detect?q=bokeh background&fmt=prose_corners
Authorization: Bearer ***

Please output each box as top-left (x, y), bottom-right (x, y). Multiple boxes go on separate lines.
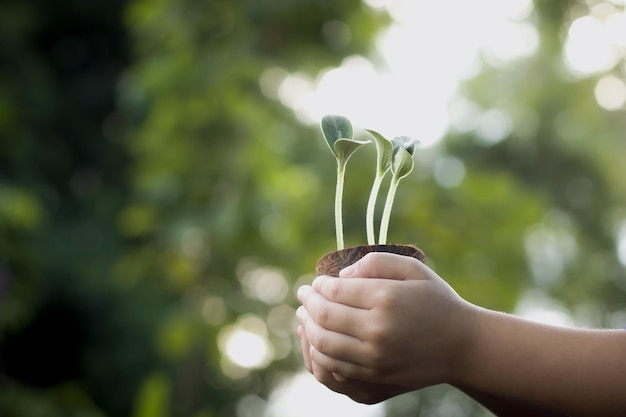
top-left (1, 0), bottom-right (626, 416)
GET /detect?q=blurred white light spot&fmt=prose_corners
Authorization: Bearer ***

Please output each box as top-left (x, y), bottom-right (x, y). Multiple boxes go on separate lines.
top-left (605, 11), bottom-right (626, 48)
top-left (476, 108), bottom-right (513, 145)
top-left (267, 304), bottom-right (296, 336)
top-left (223, 329), bottom-right (270, 368)
top-left (564, 16), bottom-right (621, 77)
top-left (241, 266), bottom-right (289, 305)
top-left (433, 156), bottom-right (466, 188)
top-left (504, 0), bottom-right (534, 20)
top-left (524, 215), bottom-right (577, 287)
top-left (483, 21), bottom-right (539, 66)
top-left (514, 290), bottom-right (575, 327)
top-left (273, 0), bottom-right (541, 148)
top-left (277, 72), bottom-right (315, 110)
top-left (363, 0), bottom-right (391, 10)
top-left (238, 395), bottom-right (267, 417)
top-left (202, 296), bottom-right (227, 326)
top-left (616, 220), bottom-right (626, 266)
top-left (219, 315), bottom-right (273, 370)
top-left (448, 97), bottom-right (481, 133)
top-left (266, 371), bottom-right (384, 417)
top-left (260, 67), bottom-right (289, 100)
top-left (594, 74), bottom-right (626, 110)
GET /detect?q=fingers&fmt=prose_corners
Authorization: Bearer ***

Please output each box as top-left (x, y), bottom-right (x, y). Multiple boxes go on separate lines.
top-left (308, 344), bottom-right (375, 383)
top-left (310, 276), bottom-right (377, 309)
top-left (339, 252), bottom-right (432, 281)
top-left (300, 325), bottom-right (349, 386)
top-left (297, 325), bottom-right (312, 373)
top-left (308, 359), bottom-right (406, 404)
top-left (298, 280), bottom-right (367, 338)
top-left (296, 305), bottom-right (369, 364)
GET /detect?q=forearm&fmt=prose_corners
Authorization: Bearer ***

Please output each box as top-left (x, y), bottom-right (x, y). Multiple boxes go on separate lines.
top-left (456, 386), bottom-right (568, 417)
top-left (456, 307), bottom-right (626, 416)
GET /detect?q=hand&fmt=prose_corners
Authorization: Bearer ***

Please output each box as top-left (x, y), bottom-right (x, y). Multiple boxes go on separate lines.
top-left (297, 324), bottom-right (410, 404)
top-left (297, 252), bottom-right (478, 391)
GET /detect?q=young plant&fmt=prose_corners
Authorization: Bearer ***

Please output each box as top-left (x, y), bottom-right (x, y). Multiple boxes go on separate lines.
top-left (378, 136), bottom-right (419, 244)
top-left (320, 115), bottom-right (370, 250)
top-left (364, 129), bottom-right (393, 245)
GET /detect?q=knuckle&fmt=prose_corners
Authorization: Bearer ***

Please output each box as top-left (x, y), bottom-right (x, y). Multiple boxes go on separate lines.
top-left (366, 322), bottom-right (386, 344)
top-left (359, 252), bottom-right (377, 271)
top-left (313, 303), bottom-right (330, 327)
top-left (310, 332), bottom-right (327, 353)
top-left (373, 286), bottom-right (395, 309)
top-left (321, 278), bottom-right (341, 301)
top-left (366, 344), bottom-right (386, 366)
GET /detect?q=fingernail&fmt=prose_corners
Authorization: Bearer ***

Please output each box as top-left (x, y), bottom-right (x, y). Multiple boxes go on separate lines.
top-left (297, 285), bottom-right (310, 300)
top-left (296, 306), bottom-right (305, 320)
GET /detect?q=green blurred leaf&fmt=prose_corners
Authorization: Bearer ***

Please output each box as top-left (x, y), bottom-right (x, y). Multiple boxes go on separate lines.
top-left (131, 373), bottom-right (171, 417)
top-left (0, 184), bottom-right (43, 230)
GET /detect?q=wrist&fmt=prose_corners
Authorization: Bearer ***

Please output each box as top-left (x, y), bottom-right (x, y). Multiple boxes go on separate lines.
top-left (445, 300), bottom-right (483, 386)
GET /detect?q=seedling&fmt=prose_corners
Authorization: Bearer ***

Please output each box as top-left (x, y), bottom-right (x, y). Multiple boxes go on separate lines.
top-left (320, 115), bottom-right (419, 249)
top-left (378, 135), bottom-right (419, 244)
top-left (365, 129), bottom-right (392, 245)
top-left (320, 115), bottom-right (370, 250)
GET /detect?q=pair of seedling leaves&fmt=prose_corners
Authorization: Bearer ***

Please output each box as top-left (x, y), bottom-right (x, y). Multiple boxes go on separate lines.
top-left (321, 114), bottom-right (419, 250)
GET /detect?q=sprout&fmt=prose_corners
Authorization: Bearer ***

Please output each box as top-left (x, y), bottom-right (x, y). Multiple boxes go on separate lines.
top-left (320, 115), bottom-right (370, 250)
top-left (364, 129), bottom-right (393, 245)
top-left (318, 115), bottom-right (418, 248)
top-left (378, 136), bottom-right (419, 244)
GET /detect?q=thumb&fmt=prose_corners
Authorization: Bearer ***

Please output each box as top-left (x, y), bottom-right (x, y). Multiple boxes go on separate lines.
top-left (339, 252), bottom-right (431, 281)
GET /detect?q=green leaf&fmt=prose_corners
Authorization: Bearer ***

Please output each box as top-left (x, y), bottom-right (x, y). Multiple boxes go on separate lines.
top-left (392, 135), bottom-right (420, 156)
top-left (366, 129), bottom-right (393, 176)
top-left (321, 115), bottom-right (354, 158)
top-left (391, 147), bottom-right (415, 179)
top-left (333, 138), bottom-right (371, 166)
top-left (390, 136), bottom-right (418, 179)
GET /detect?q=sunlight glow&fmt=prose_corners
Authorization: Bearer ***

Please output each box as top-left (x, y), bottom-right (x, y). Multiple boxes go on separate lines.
top-left (267, 0), bottom-right (539, 148)
top-left (563, 13), bottom-right (623, 77)
top-left (594, 74), bottom-right (626, 110)
top-left (475, 108), bottom-right (513, 145)
top-left (218, 315), bottom-right (273, 370)
top-left (266, 371), bottom-right (385, 417)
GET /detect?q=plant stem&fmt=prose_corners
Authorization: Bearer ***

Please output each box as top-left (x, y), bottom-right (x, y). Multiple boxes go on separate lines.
top-left (366, 173), bottom-right (384, 245)
top-left (335, 163), bottom-right (346, 250)
top-left (379, 177), bottom-right (399, 245)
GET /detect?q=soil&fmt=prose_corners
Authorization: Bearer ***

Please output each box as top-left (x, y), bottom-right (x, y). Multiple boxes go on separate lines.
top-left (316, 244), bottom-right (426, 276)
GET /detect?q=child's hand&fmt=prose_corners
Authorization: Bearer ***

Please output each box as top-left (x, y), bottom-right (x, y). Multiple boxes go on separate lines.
top-left (297, 252), bottom-right (478, 392)
top-left (297, 324), bottom-right (409, 403)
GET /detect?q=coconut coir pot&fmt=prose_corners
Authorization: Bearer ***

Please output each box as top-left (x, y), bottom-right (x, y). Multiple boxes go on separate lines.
top-left (316, 244), bottom-right (426, 277)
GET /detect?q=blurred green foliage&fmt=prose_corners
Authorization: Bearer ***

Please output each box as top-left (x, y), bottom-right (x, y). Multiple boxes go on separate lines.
top-left (1, 0), bottom-right (625, 416)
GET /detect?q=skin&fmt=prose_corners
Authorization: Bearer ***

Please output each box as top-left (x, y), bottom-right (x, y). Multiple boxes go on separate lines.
top-left (296, 252), bottom-right (626, 416)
